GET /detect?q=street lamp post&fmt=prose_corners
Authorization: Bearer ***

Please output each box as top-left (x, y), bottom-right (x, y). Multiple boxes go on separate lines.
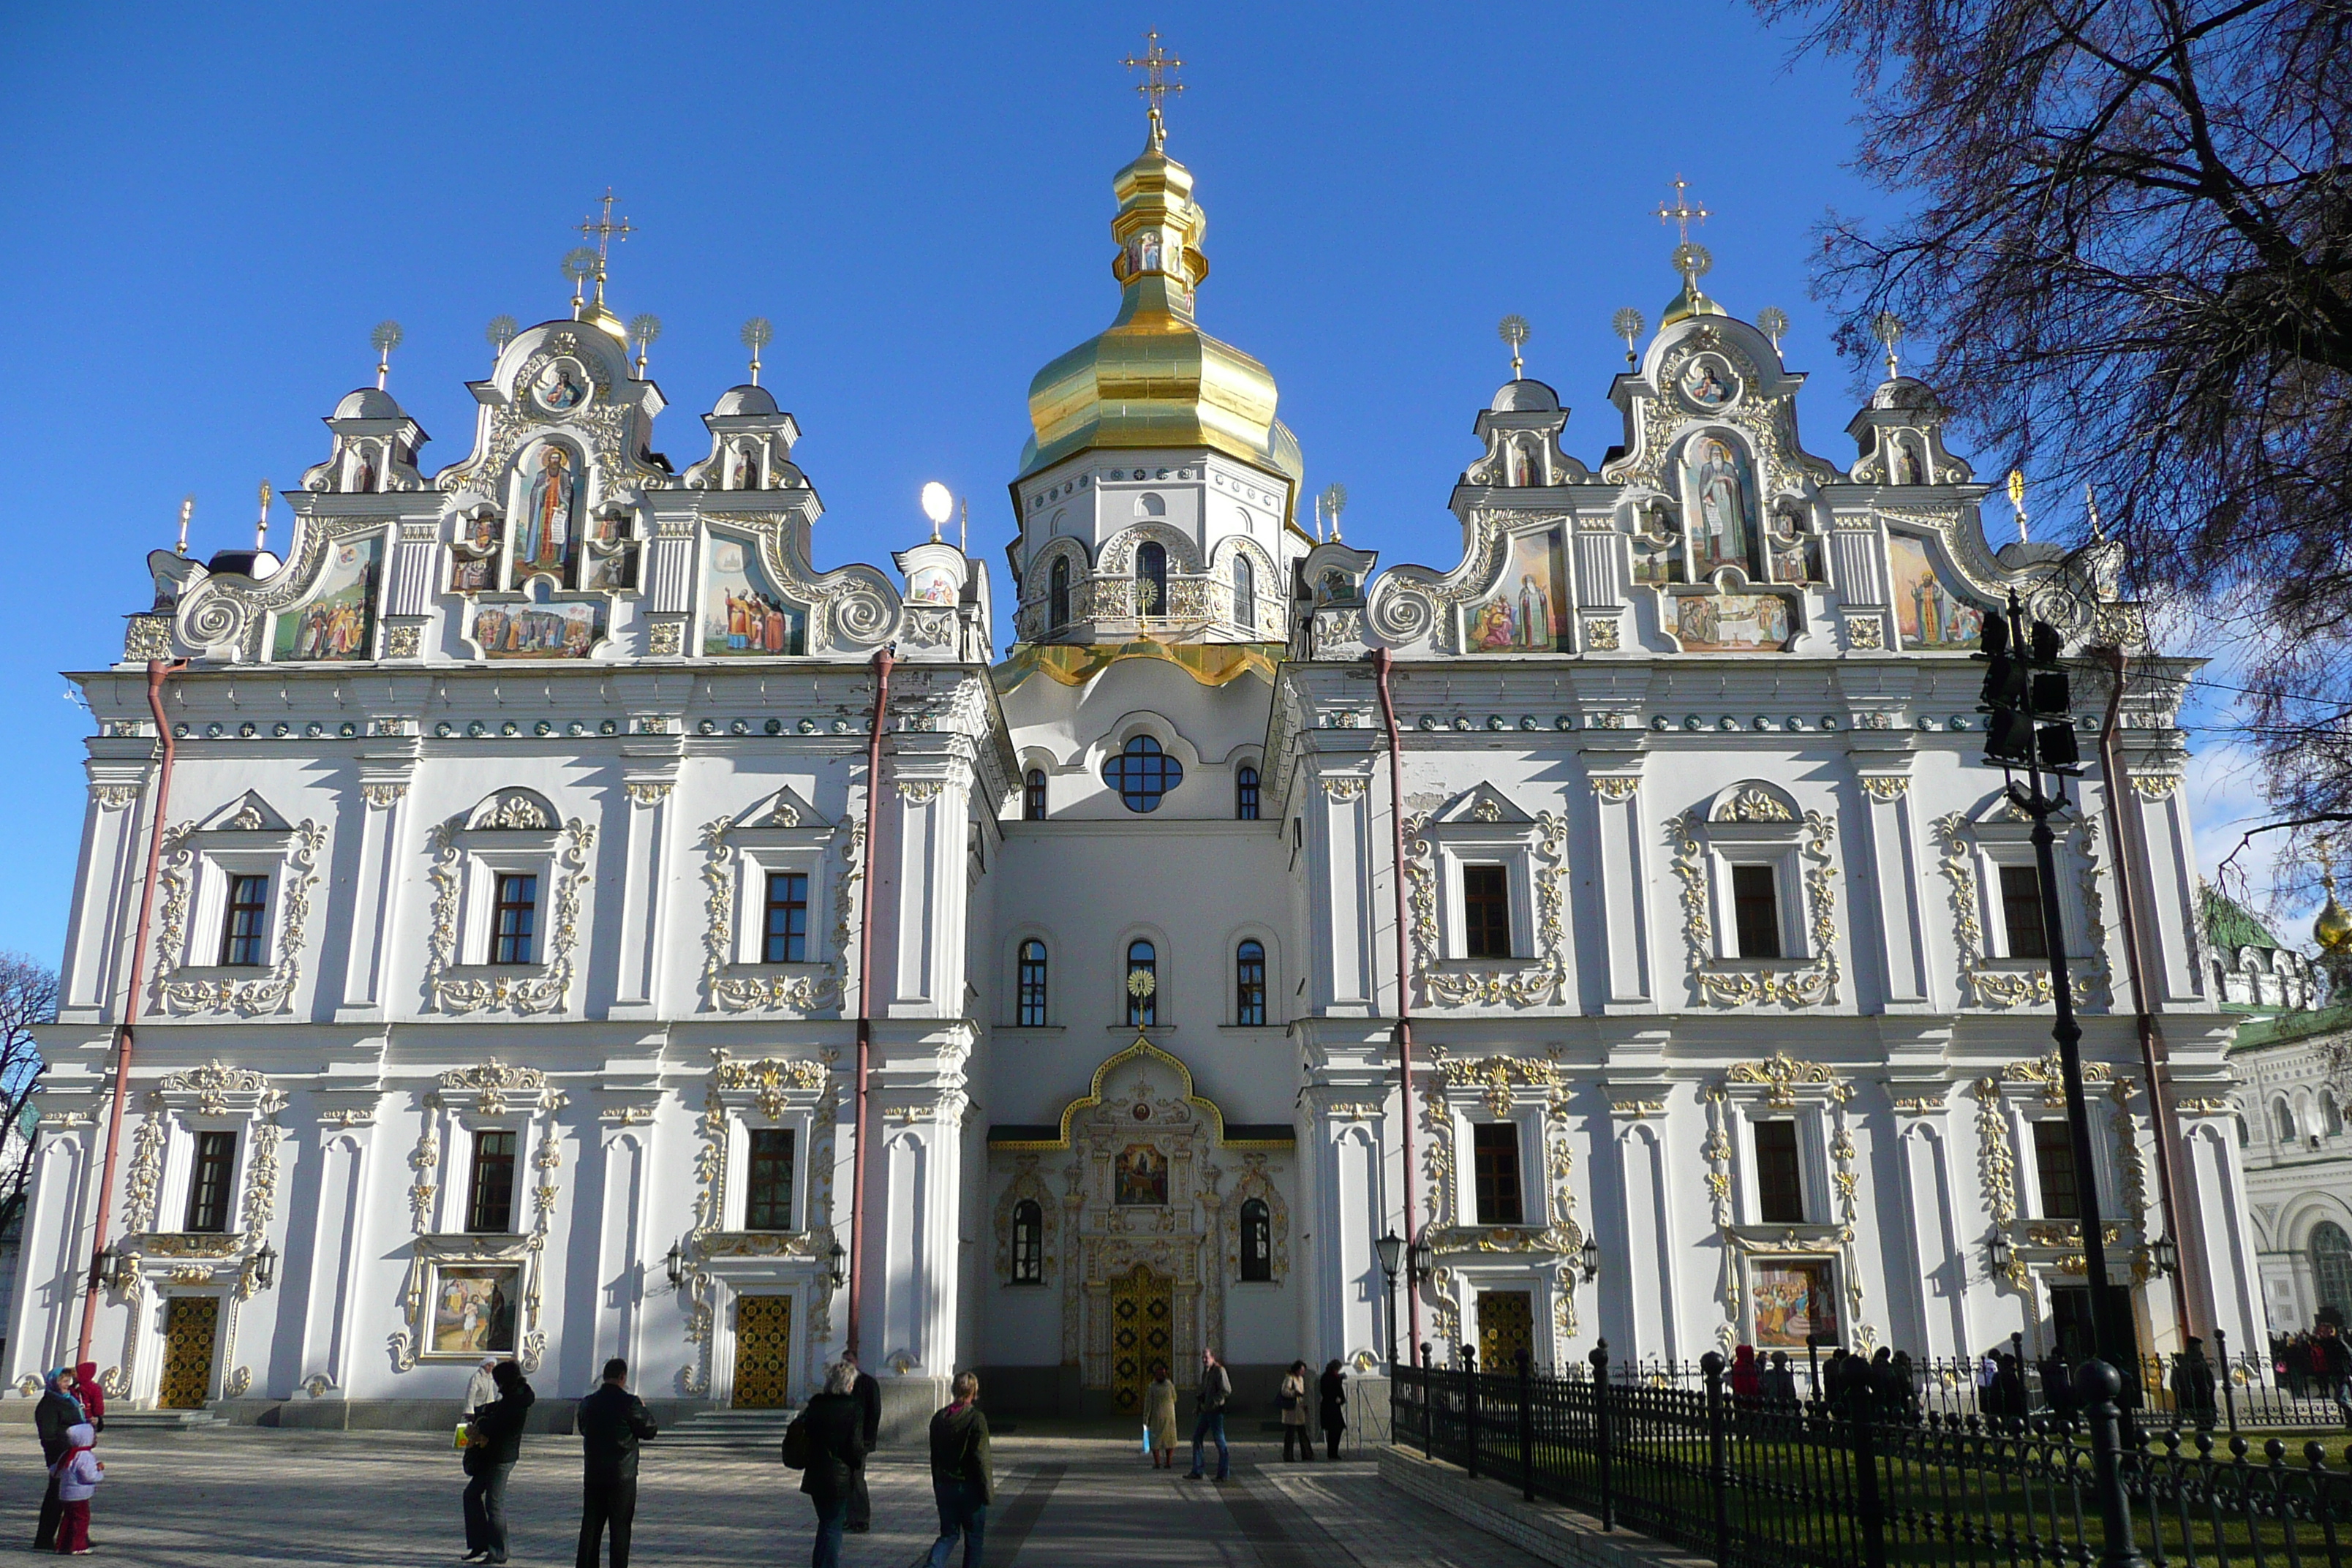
top-left (1376, 1229), bottom-right (1404, 1370)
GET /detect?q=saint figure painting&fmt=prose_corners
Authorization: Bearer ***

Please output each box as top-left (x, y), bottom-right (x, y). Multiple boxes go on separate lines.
top-left (273, 535), bottom-right (382, 661)
top-left (1115, 1145), bottom-right (1169, 1207)
top-left (514, 445), bottom-right (578, 580)
top-left (1463, 528), bottom-right (1566, 653)
top-left (1685, 434), bottom-right (1758, 578)
top-left (1888, 535), bottom-right (1984, 649)
top-left (701, 538), bottom-right (805, 656)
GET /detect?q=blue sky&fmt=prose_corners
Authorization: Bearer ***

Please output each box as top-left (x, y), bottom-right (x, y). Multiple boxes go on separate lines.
top-left (0, 1), bottom-right (2292, 964)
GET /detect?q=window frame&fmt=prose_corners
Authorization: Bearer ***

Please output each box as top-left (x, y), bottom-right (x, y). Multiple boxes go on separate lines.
top-left (1232, 554), bottom-right (1256, 629)
top-left (181, 1128), bottom-right (239, 1233)
top-left (759, 869), bottom-right (810, 965)
top-left (1461, 863), bottom-right (1514, 960)
top-left (1235, 764), bottom-right (1260, 821)
top-left (1010, 1199), bottom-right (1045, 1284)
top-left (1998, 863), bottom-right (2051, 960)
top-left (1730, 863), bottom-right (1784, 961)
top-left (742, 1127), bottom-right (798, 1232)
top-left (1104, 734), bottom-right (1183, 814)
top-left (217, 873), bottom-right (272, 968)
top-left (466, 1127), bottom-right (521, 1235)
top-left (1126, 939), bottom-right (1158, 1027)
top-left (489, 872), bottom-right (540, 966)
top-left (1023, 769), bottom-right (1048, 821)
top-left (1016, 939), bottom-right (1049, 1028)
top-left (1048, 557), bottom-right (1071, 633)
top-left (1471, 1120), bottom-right (1528, 1226)
top-left (1235, 939), bottom-right (1267, 1026)
top-left (1751, 1118), bottom-right (1806, 1224)
top-left (2032, 1118), bottom-right (2083, 1221)
top-left (1239, 1196), bottom-right (1274, 1281)
top-left (1136, 540), bottom-right (1169, 617)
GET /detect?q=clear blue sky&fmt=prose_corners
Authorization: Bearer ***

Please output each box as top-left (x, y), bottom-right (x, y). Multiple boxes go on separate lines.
top-left (4, 1), bottom-right (2267, 965)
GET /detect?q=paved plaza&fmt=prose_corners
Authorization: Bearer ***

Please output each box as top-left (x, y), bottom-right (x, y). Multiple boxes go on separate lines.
top-left (0, 1427), bottom-right (1543, 1567)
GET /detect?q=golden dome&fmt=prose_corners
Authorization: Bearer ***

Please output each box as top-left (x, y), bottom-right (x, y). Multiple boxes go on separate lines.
top-left (2317, 878), bottom-right (2352, 955)
top-left (1021, 118), bottom-right (1297, 516)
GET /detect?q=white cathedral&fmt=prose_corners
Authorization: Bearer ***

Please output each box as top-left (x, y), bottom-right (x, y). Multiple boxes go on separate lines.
top-left (13, 109), bottom-right (2270, 1432)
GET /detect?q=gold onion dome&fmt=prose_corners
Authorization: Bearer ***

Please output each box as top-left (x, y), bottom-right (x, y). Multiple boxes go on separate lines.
top-left (2317, 878), bottom-right (2352, 955)
top-left (1021, 116), bottom-right (1300, 519)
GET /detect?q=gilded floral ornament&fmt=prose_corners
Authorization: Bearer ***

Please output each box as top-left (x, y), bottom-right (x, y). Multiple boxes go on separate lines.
top-left (1723, 1052), bottom-right (1838, 1110)
top-left (151, 821), bottom-right (328, 1017)
top-left (1934, 813), bottom-right (2112, 1009)
top-left (1670, 807), bottom-right (1842, 1007)
top-left (423, 816), bottom-right (595, 1014)
top-left (1403, 810), bottom-right (1568, 1007)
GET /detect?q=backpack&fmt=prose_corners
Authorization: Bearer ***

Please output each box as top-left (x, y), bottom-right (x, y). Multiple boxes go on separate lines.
top-left (781, 1412), bottom-right (811, 1470)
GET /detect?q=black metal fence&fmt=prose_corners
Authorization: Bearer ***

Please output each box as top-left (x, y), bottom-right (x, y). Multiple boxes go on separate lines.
top-left (1393, 1344), bottom-right (2352, 1568)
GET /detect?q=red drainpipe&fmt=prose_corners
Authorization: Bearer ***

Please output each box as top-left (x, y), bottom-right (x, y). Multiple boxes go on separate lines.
top-left (1371, 649), bottom-right (1422, 1359)
top-left (2099, 647), bottom-right (2199, 1343)
top-left (77, 660), bottom-right (184, 1365)
top-left (847, 648), bottom-right (894, 1358)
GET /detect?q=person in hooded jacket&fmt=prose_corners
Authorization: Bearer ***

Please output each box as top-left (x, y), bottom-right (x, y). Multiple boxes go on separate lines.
top-left (924, 1373), bottom-right (992, 1568)
top-left (32, 1368), bottom-right (85, 1551)
top-left (794, 1360), bottom-right (867, 1568)
top-left (462, 1360), bottom-right (535, 1564)
top-left (48, 1422), bottom-right (100, 1556)
top-left (68, 1365), bottom-right (103, 1434)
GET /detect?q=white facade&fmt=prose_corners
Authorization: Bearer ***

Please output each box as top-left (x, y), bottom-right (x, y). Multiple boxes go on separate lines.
top-left (13, 124), bottom-right (2269, 1428)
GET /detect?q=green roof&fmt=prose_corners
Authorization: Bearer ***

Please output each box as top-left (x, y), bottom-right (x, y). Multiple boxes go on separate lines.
top-left (2229, 1003), bottom-right (2352, 1052)
top-left (2203, 883), bottom-right (2287, 954)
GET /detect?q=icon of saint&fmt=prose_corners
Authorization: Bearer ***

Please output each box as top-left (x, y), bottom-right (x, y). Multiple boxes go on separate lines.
top-left (1690, 437), bottom-right (1752, 573)
top-left (518, 447), bottom-right (576, 574)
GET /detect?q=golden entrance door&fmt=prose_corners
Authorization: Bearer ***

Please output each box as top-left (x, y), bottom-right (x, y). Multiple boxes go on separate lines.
top-left (1477, 1290), bottom-right (1534, 1372)
top-left (733, 1294), bottom-right (793, 1408)
top-left (159, 1297), bottom-right (219, 1409)
top-left (1108, 1267), bottom-right (1172, 1415)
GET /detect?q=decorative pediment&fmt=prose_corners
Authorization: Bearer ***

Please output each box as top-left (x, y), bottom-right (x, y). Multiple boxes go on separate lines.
top-left (1030, 1036), bottom-right (1240, 1150)
top-left (1431, 783), bottom-right (1535, 829)
top-left (1708, 781), bottom-right (1799, 825)
top-left (731, 785), bottom-right (830, 832)
top-left (193, 791), bottom-right (292, 834)
top-left (438, 1058), bottom-right (563, 1116)
top-left (465, 788), bottom-right (558, 833)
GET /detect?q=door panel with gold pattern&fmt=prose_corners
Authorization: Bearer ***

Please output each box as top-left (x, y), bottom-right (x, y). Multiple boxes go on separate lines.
top-left (1109, 1267), bottom-right (1172, 1414)
top-left (732, 1294), bottom-right (793, 1408)
top-left (1476, 1289), bottom-right (1533, 1371)
top-left (159, 1296), bottom-right (219, 1409)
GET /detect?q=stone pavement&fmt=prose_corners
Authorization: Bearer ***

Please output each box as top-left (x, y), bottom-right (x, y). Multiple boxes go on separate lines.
top-left (0, 1426), bottom-right (1549, 1566)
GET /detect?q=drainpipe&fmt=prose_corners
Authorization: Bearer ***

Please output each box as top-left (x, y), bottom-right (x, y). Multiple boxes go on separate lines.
top-left (848, 648), bottom-right (894, 1359)
top-left (77, 660), bottom-right (184, 1366)
top-left (1371, 649), bottom-right (1422, 1357)
top-left (2098, 645), bottom-right (2199, 1343)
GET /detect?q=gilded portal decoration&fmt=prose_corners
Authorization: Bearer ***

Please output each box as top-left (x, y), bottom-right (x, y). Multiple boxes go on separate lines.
top-left (422, 806), bottom-right (594, 1014)
top-left (1705, 1059), bottom-right (1872, 1353)
top-left (1933, 808), bottom-right (2112, 1009)
top-left (1419, 1049), bottom-right (1585, 1356)
top-left (731, 1294), bottom-right (794, 1408)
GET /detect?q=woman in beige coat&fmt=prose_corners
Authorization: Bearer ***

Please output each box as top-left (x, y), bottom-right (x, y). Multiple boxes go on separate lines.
top-left (1145, 1363), bottom-right (1178, 1469)
top-left (1280, 1360), bottom-right (1313, 1461)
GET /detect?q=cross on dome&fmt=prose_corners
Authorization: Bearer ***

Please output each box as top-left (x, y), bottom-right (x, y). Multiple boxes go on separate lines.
top-left (1123, 29), bottom-right (1185, 148)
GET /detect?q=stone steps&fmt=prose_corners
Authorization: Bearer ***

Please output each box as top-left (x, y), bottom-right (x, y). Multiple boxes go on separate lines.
top-left (105, 1409), bottom-right (223, 1431)
top-left (656, 1406), bottom-right (802, 1450)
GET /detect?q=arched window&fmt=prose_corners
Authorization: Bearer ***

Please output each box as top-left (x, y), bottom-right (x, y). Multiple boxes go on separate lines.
top-left (1023, 769), bottom-right (1047, 821)
top-left (1017, 941), bottom-right (1048, 1027)
top-left (2317, 1223), bottom-right (2352, 1324)
top-left (1137, 542), bottom-right (1169, 617)
top-left (2327, 1093), bottom-right (2345, 1139)
top-left (2237, 1114), bottom-right (2251, 1149)
top-left (1011, 1199), bottom-right (1044, 1284)
top-left (2278, 1098), bottom-right (2299, 1142)
top-left (1104, 735), bottom-right (1183, 813)
top-left (1235, 939), bottom-right (1266, 1025)
top-left (1049, 557), bottom-right (1071, 634)
top-left (1126, 940), bottom-right (1157, 1026)
top-left (1235, 764), bottom-right (1259, 821)
top-left (1240, 1197), bottom-right (1273, 1282)
top-left (1232, 555), bottom-right (1256, 629)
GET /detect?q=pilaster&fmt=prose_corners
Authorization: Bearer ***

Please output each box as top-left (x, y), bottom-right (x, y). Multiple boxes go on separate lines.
top-left (611, 755), bottom-right (681, 1017)
top-left (1853, 766), bottom-right (1931, 1009)
top-left (337, 750), bottom-right (417, 1019)
top-left (1583, 755), bottom-right (1655, 1011)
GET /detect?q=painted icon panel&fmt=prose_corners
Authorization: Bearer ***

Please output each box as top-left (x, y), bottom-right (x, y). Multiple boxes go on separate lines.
top-left (1462, 528), bottom-right (1567, 652)
top-left (273, 534), bottom-right (381, 660)
top-left (1683, 433), bottom-right (1760, 578)
top-left (1888, 534), bottom-right (1985, 649)
top-left (1674, 591), bottom-right (1795, 652)
top-left (473, 599), bottom-right (603, 659)
top-left (1114, 1144), bottom-right (1169, 1207)
top-left (1752, 1259), bottom-right (1839, 1348)
top-left (701, 537), bottom-right (806, 656)
top-left (429, 1263), bottom-right (520, 1357)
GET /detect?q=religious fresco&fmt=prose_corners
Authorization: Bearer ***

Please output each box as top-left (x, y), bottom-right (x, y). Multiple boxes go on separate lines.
top-left (1114, 1145), bottom-right (1169, 1207)
top-left (1461, 528), bottom-right (1566, 652)
top-left (450, 512), bottom-right (501, 593)
top-left (1682, 433), bottom-right (1760, 578)
top-left (1674, 590), bottom-right (1795, 652)
top-left (700, 537), bottom-right (806, 656)
top-left (510, 444), bottom-right (581, 584)
top-left (429, 1264), bottom-right (519, 1356)
top-left (271, 535), bottom-right (380, 661)
top-left (578, 513), bottom-right (636, 594)
top-left (1769, 525), bottom-right (1825, 586)
top-left (1678, 353), bottom-right (1740, 411)
top-left (1889, 533), bottom-right (1985, 649)
top-left (529, 357), bottom-right (589, 415)
top-left (906, 565), bottom-right (959, 606)
top-left (1751, 1260), bottom-right (1839, 1349)
top-left (472, 599), bottom-right (603, 659)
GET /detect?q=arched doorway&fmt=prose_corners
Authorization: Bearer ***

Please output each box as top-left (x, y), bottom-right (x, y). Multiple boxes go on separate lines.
top-left (2313, 1222), bottom-right (2352, 1325)
top-left (1108, 1265), bottom-right (1172, 1417)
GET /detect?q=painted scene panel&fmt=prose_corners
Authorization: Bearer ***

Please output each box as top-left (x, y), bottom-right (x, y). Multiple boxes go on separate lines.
top-left (273, 534), bottom-right (381, 660)
top-left (1675, 591), bottom-right (1794, 652)
top-left (1889, 534), bottom-right (1985, 649)
top-left (1752, 1260), bottom-right (1839, 1348)
top-left (701, 538), bottom-right (806, 656)
top-left (1114, 1145), bottom-right (1169, 1207)
top-left (430, 1264), bottom-right (520, 1356)
top-left (1463, 528), bottom-right (1566, 652)
top-left (474, 600), bottom-right (603, 659)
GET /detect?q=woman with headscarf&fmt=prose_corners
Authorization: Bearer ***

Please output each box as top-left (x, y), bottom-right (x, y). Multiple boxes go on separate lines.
top-left (33, 1368), bottom-right (85, 1551)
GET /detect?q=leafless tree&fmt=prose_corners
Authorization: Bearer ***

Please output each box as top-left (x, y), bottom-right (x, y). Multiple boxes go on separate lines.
top-left (0, 954), bottom-right (56, 1238)
top-left (1755, 0), bottom-right (2352, 881)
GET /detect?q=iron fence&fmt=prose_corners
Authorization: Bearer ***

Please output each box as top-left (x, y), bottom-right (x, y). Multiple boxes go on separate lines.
top-left (1392, 1343), bottom-right (2352, 1568)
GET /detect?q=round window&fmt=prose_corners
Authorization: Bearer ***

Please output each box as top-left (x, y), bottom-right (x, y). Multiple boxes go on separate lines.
top-left (1104, 735), bottom-right (1183, 813)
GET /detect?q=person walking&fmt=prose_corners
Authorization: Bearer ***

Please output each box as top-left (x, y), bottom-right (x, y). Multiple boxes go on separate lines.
top-left (1318, 1361), bottom-right (1347, 1460)
top-left (1279, 1362), bottom-right (1313, 1461)
top-left (843, 1349), bottom-right (881, 1534)
top-left (32, 1368), bottom-right (84, 1552)
top-left (1145, 1364), bottom-right (1178, 1469)
top-left (48, 1422), bottom-right (99, 1556)
top-left (462, 1359), bottom-right (535, 1564)
top-left (924, 1371), bottom-right (992, 1568)
top-left (576, 1357), bottom-right (657, 1568)
top-left (789, 1360), bottom-right (867, 1568)
top-left (1185, 1348), bottom-right (1232, 1482)
top-left (464, 1358), bottom-right (500, 1417)
top-left (2174, 1338), bottom-right (2219, 1431)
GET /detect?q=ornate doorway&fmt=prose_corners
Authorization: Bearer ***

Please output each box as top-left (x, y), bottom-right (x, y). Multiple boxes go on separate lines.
top-left (159, 1297), bottom-right (219, 1408)
top-left (1477, 1290), bottom-right (1532, 1371)
top-left (1109, 1266), bottom-right (1172, 1416)
top-left (733, 1294), bottom-right (793, 1408)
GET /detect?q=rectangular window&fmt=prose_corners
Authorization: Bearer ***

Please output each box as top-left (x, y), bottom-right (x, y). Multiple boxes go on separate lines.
top-left (218, 875), bottom-right (269, 967)
top-left (1017, 943), bottom-right (1048, 1027)
top-left (2035, 1120), bottom-right (2081, 1220)
top-left (1011, 1201), bottom-right (1044, 1284)
top-left (1472, 1122), bottom-right (1525, 1226)
top-left (182, 1130), bottom-right (237, 1232)
top-left (744, 1128), bottom-right (795, 1232)
top-left (761, 872), bottom-right (809, 964)
top-left (491, 874), bottom-right (538, 966)
top-left (1463, 864), bottom-right (1512, 960)
top-left (1732, 864), bottom-right (1783, 960)
top-left (467, 1129), bottom-right (518, 1234)
top-left (1235, 943), bottom-right (1267, 1026)
top-left (2001, 864), bottom-right (2050, 959)
top-left (1753, 1120), bottom-right (1806, 1223)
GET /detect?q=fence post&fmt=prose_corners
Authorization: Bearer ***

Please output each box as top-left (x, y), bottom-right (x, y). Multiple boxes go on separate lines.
top-left (1420, 1343), bottom-right (1434, 1463)
top-left (1463, 1341), bottom-right (1480, 1480)
top-left (1840, 1355), bottom-right (1888, 1568)
top-left (2215, 1327), bottom-right (2237, 1434)
top-left (2079, 1358), bottom-right (2150, 1568)
top-left (1591, 1340), bottom-right (1616, 1532)
top-left (1518, 1349), bottom-right (1535, 1502)
top-left (1703, 1350), bottom-right (1731, 1567)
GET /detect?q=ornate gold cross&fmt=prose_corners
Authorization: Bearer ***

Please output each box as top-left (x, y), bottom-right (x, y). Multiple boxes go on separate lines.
top-left (1123, 29), bottom-right (1185, 120)
top-left (578, 188), bottom-right (634, 270)
top-left (1656, 176), bottom-right (1709, 244)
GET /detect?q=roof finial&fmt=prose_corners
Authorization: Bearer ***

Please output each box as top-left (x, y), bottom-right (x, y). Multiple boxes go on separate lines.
top-left (577, 189), bottom-right (633, 313)
top-left (2008, 468), bottom-right (2031, 543)
top-left (2084, 482), bottom-right (2104, 541)
top-left (1657, 176), bottom-right (1715, 307)
top-left (921, 482), bottom-right (953, 544)
top-left (1319, 483), bottom-right (1348, 544)
top-left (1658, 175), bottom-right (1709, 245)
top-left (1872, 311), bottom-right (1904, 377)
top-left (1612, 308), bottom-right (1646, 367)
top-left (629, 314), bottom-right (662, 378)
top-left (486, 315), bottom-right (519, 364)
top-left (561, 249), bottom-right (598, 319)
top-left (1498, 314), bottom-right (1529, 381)
top-left (371, 320), bottom-right (403, 391)
top-left (741, 317), bottom-right (774, 386)
top-left (1756, 307), bottom-right (1790, 353)
top-left (1123, 28), bottom-right (1184, 150)
top-left (254, 480), bottom-right (274, 552)
top-left (176, 494), bottom-right (193, 558)
top-left (959, 495), bottom-right (969, 555)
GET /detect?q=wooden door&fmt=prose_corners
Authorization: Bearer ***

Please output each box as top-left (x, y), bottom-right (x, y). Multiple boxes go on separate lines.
top-left (1477, 1289), bottom-right (1533, 1371)
top-left (732, 1294), bottom-right (793, 1408)
top-left (1109, 1267), bottom-right (1172, 1415)
top-left (159, 1297), bottom-right (219, 1408)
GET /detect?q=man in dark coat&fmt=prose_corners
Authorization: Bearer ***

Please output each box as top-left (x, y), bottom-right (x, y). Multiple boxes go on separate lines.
top-left (843, 1349), bottom-right (882, 1533)
top-left (794, 1361), bottom-right (868, 1568)
top-left (576, 1357), bottom-right (657, 1568)
top-left (924, 1372), bottom-right (992, 1568)
top-left (463, 1359), bottom-right (535, 1565)
top-left (32, 1368), bottom-right (83, 1551)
